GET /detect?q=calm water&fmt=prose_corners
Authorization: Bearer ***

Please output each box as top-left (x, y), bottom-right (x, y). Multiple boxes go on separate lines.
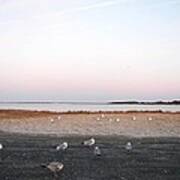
top-left (0, 102), bottom-right (179, 112)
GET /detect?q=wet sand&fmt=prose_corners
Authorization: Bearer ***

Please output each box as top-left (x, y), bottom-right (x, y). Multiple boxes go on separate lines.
top-left (0, 132), bottom-right (180, 180)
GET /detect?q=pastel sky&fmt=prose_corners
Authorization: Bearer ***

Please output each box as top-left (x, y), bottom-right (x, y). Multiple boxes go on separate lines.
top-left (0, 0), bottom-right (180, 101)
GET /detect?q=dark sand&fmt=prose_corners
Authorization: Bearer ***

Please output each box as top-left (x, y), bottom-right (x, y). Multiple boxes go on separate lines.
top-left (0, 132), bottom-right (180, 180)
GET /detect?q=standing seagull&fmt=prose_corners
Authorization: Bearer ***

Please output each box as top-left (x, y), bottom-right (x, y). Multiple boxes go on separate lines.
top-left (94, 146), bottom-right (101, 156)
top-left (83, 138), bottom-right (95, 146)
top-left (0, 143), bottom-right (3, 150)
top-left (56, 142), bottom-right (68, 151)
top-left (101, 114), bottom-right (105, 118)
top-left (50, 118), bottom-right (54, 123)
top-left (125, 142), bottom-right (132, 151)
top-left (148, 117), bottom-right (153, 121)
top-left (116, 118), bottom-right (120, 122)
top-left (41, 162), bottom-right (64, 178)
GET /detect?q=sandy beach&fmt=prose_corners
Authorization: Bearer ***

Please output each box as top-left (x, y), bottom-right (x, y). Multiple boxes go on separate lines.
top-left (0, 110), bottom-right (180, 137)
top-left (0, 110), bottom-right (180, 180)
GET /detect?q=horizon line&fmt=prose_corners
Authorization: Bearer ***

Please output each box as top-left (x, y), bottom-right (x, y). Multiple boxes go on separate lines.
top-left (0, 99), bottom-right (179, 104)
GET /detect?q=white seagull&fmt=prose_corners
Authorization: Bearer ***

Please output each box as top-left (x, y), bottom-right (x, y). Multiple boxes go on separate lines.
top-left (94, 146), bottom-right (101, 156)
top-left (0, 143), bottom-right (3, 150)
top-left (56, 142), bottom-right (68, 151)
top-left (57, 116), bottom-right (61, 120)
top-left (116, 118), bottom-right (120, 122)
top-left (50, 118), bottom-right (54, 123)
top-left (83, 138), bottom-right (95, 146)
top-left (132, 116), bottom-right (136, 121)
top-left (101, 114), bottom-right (105, 118)
top-left (125, 142), bottom-right (132, 151)
top-left (148, 117), bottom-right (153, 121)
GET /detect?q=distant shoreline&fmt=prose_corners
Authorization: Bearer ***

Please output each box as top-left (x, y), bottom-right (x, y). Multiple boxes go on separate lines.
top-left (109, 100), bottom-right (180, 105)
top-left (0, 100), bottom-right (180, 105)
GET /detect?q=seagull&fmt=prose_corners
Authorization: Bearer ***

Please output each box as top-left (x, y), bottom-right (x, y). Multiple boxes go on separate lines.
top-left (41, 162), bottom-right (64, 177)
top-left (50, 118), bottom-right (54, 123)
top-left (101, 114), bottom-right (105, 118)
top-left (148, 117), bottom-right (152, 121)
top-left (83, 138), bottom-right (95, 146)
top-left (132, 116), bottom-right (136, 121)
top-left (94, 146), bottom-right (101, 156)
top-left (97, 117), bottom-right (100, 121)
top-left (57, 116), bottom-right (61, 120)
top-left (125, 142), bottom-right (132, 151)
top-left (56, 142), bottom-right (68, 151)
top-left (0, 143), bottom-right (3, 150)
top-left (116, 118), bottom-right (120, 122)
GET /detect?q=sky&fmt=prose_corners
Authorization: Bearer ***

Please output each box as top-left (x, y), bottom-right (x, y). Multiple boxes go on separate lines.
top-left (0, 0), bottom-right (180, 101)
